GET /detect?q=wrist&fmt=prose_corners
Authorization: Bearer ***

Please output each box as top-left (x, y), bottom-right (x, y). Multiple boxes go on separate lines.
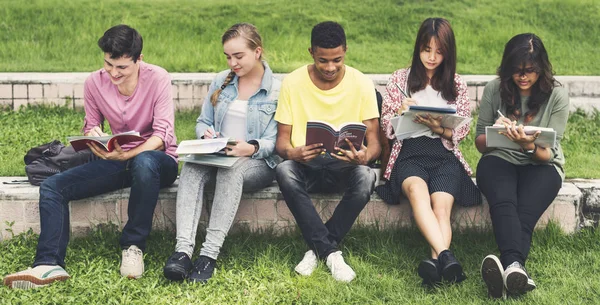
top-left (521, 143), bottom-right (538, 155)
top-left (520, 142), bottom-right (536, 151)
top-left (251, 143), bottom-right (259, 155)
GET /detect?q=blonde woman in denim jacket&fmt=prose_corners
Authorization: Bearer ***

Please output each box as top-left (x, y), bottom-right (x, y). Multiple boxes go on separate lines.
top-left (163, 23), bottom-right (280, 283)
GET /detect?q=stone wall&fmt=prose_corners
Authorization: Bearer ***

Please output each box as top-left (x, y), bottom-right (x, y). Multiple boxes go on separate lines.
top-left (1, 73), bottom-right (599, 112)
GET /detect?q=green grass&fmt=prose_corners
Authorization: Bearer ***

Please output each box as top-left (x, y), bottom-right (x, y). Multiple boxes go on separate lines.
top-left (1, 224), bottom-right (599, 304)
top-left (0, 0), bottom-right (598, 74)
top-left (1, 105), bottom-right (599, 178)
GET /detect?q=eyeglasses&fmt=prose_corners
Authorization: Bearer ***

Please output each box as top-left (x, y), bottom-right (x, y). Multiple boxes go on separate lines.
top-left (513, 67), bottom-right (538, 77)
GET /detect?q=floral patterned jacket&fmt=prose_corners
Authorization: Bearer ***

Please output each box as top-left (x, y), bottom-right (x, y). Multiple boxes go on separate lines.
top-left (381, 68), bottom-right (473, 180)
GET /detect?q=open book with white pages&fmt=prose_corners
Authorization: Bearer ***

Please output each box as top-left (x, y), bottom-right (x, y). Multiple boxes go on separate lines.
top-left (485, 124), bottom-right (556, 150)
top-left (176, 138), bottom-right (237, 155)
top-left (390, 113), bottom-right (472, 141)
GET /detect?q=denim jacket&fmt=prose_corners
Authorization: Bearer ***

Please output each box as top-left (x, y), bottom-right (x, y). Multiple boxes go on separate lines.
top-left (196, 61), bottom-right (281, 168)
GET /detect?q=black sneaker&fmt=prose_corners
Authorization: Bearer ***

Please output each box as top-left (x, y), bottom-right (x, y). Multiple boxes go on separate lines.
top-left (189, 256), bottom-right (216, 284)
top-left (438, 250), bottom-right (466, 283)
top-left (481, 254), bottom-right (505, 299)
top-left (163, 252), bottom-right (193, 281)
top-left (417, 258), bottom-right (441, 287)
top-left (504, 261), bottom-right (536, 295)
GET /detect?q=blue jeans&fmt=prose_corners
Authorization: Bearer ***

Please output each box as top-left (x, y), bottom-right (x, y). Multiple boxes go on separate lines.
top-left (275, 158), bottom-right (376, 259)
top-left (33, 150), bottom-right (178, 268)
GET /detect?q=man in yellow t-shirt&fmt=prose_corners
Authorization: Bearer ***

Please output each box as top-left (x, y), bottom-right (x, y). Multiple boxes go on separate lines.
top-left (274, 21), bottom-right (380, 283)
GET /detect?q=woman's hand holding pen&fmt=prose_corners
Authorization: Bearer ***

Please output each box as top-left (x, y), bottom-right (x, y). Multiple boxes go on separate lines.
top-left (496, 110), bottom-right (540, 148)
top-left (398, 97), bottom-right (418, 113)
top-left (203, 128), bottom-right (220, 139)
top-left (498, 122), bottom-right (541, 149)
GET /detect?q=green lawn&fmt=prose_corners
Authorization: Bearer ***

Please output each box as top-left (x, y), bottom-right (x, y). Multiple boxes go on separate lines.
top-left (1, 106), bottom-right (599, 178)
top-left (0, 0), bottom-right (598, 74)
top-left (1, 224), bottom-right (599, 304)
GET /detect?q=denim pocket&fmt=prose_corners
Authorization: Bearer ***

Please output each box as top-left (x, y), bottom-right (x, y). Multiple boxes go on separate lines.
top-left (257, 102), bottom-right (277, 134)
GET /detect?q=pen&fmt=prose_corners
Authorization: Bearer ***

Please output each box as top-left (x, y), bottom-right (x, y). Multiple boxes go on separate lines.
top-left (497, 110), bottom-right (506, 118)
top-left (394, 82), bottom-right (410, 98)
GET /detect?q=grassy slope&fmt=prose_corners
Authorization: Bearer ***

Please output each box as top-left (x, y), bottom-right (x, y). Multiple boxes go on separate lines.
top-left (0, 0), bottom-right (599, 74)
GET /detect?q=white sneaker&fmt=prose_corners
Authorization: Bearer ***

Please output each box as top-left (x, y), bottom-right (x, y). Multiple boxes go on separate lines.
top-left (325, 251), bottom-right (356, 282)
top-left (120, 245), bottom-right (144, 279)
top-left (3, 265), bottom-right (70, 289)
top-left (481, 254), bottom-right (505, 299)
top-left (295, 250), bottom-right (318, 276)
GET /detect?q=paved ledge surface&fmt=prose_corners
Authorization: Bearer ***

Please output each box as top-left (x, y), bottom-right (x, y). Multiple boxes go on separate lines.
top-left (1, 176), bottom-right (595, 241)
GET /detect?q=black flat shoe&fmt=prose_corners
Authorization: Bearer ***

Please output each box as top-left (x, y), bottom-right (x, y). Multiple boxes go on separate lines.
top-left (418, 258), bottom-right (441, 287)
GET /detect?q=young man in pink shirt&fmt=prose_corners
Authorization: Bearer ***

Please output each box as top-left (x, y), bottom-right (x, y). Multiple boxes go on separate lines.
top-left (3, 24), bottom-right (178, 289)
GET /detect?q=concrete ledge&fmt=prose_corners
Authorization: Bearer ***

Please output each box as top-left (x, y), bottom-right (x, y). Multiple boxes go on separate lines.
top-left (1, 73), bottom-right (599, 112)
top-left (0, 176), bottom-right (590, 241)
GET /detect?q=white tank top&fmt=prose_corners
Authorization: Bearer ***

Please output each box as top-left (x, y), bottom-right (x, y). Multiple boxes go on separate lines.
top-left (221, 99), bottom-right (248, 141)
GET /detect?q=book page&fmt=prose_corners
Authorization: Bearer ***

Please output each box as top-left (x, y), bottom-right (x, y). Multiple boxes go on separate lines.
top-left (485, 126), bottom-right (557, 149)
top-left (176, 138), bottom-right (236, 155)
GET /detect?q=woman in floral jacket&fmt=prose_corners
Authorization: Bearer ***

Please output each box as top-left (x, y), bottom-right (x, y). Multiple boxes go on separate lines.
top-left (375, 18), bottom-right (481, 287)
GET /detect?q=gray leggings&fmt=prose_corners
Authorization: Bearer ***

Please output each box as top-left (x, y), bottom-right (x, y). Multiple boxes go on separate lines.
top-left (174, 158), bottom-right (274, 259)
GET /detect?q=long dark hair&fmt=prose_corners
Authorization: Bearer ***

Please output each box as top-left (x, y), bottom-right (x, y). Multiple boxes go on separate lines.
top-left (498, 33), bottom-right (559, 123)
top-left (407, 18), bottom-right (457, 102)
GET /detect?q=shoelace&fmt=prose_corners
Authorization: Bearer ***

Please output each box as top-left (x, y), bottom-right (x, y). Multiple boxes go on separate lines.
top-left (124, 248), bottom-right (142, 265)
top-left (194, 260), bottom-right (212, 271)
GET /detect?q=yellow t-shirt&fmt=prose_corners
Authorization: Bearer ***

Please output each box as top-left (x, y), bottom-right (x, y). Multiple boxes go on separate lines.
top-left (274, 65), bottom-right (379, 148)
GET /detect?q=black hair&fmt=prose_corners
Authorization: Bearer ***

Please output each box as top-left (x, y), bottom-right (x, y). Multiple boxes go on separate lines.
top-left (310, 21), bottom-right (346, 50)
top-left (408, 18), bottom-right (457, 102)
top-left (97, 24), bottom-right (143, 62)
top-left (498, 33), bottom-right (559, 123)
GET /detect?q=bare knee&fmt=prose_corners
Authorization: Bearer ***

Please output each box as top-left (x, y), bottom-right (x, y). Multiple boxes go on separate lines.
top-left (402, 178), bottom-right (428, 200)
top-left (432, 204), bottom-right (451, 220)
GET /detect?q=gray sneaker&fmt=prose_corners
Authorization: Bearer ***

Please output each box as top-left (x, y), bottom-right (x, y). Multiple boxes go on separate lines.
top-left (120, 245), bottom-right (144, 279)
top-left (503, 261), bottom-right (536, 295)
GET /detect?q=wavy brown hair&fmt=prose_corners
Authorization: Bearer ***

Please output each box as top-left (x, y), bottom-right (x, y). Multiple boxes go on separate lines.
top-left (407, 18), bottom-right (457, 102)
top-left (498, 33), bottom-right (559, 123)
top-left (210, 23), bottom-right (263, 106)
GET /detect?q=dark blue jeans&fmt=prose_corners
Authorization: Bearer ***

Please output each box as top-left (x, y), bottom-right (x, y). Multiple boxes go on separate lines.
top-left (275, 158), bottom-right (376, 259)
top-left (33, 150), bottom-right (178, 268)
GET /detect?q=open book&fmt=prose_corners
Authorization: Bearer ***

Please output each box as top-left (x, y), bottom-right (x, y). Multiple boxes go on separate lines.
top-left (485, 125), bottom-right (556, 149)
top-left (305, 121), bottom-right (367, 153)
top-left (178, 154), bottom-right (241, 168)
top-left (68, 131), bottom-right (144, 152)
top-left (390, 111), bottom-right (472, 140)
top-left (176, 138), bottom-right (237, 155)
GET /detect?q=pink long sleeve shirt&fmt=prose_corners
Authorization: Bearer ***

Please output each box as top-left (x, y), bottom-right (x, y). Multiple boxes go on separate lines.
top-left (82, 61), bottom-right (178, 161)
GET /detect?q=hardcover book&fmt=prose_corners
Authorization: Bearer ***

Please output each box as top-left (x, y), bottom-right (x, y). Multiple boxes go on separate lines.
top-left (68, 131), bottom-right (144, 152)
top-left (305, 121), bottom-right (367, 153)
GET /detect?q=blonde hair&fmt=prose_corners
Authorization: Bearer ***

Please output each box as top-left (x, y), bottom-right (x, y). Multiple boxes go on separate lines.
top-left (210, 23), bottom-right (264, 106)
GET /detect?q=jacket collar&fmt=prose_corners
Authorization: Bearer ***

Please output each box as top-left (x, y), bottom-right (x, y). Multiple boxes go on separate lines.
top-left (230, 60), bottom-right (273, 94)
